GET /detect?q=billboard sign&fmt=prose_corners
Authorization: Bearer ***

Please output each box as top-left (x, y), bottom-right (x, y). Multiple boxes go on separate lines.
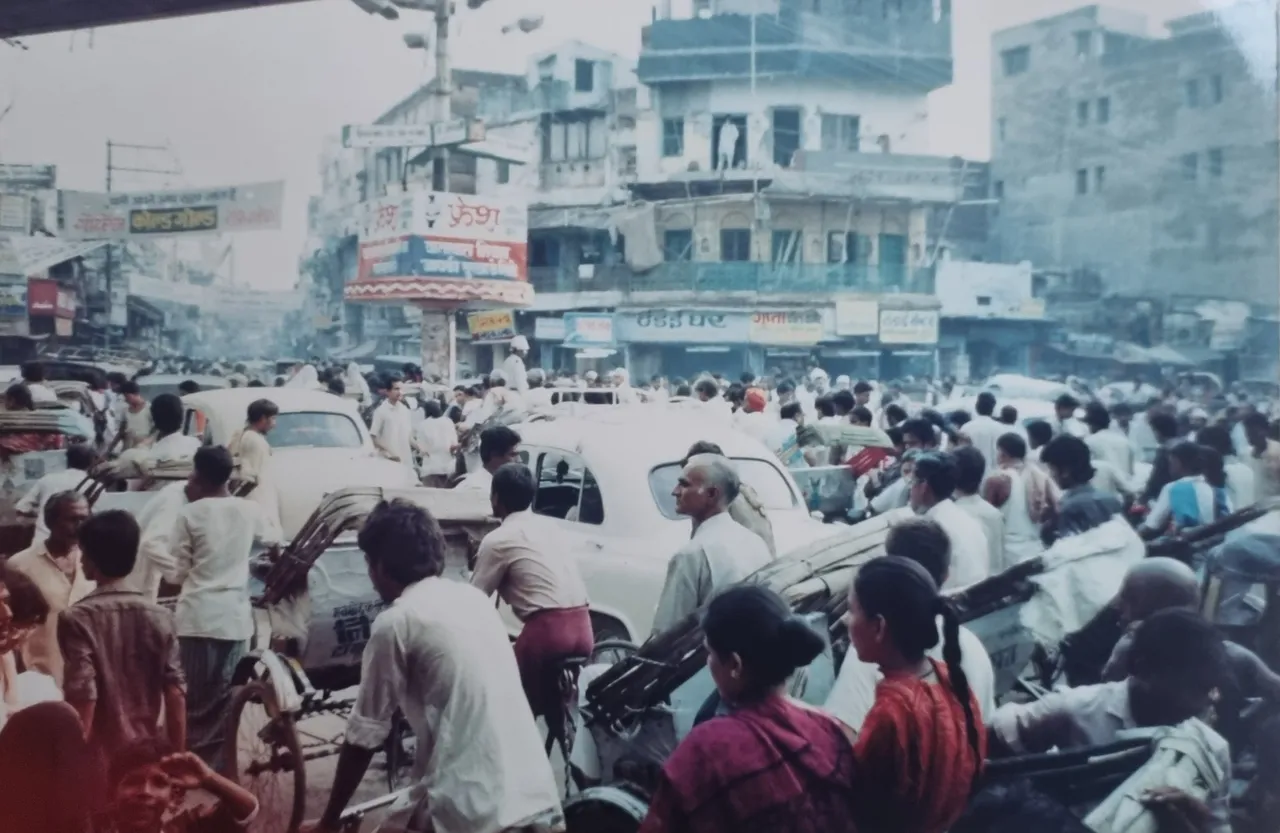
top-left (748, 310), bottom-right (824, 346)
top-left (357, 191), bottom-right (527, 284)
top-left (0, 164), bottom-right (57, 191)
top-left (342, 119), bottom-right (484, 149)
top-left (27, 279), bottom-right (57, 316)
top-left (60, 182), bottom-right (285, 240)
top-left (0, 279), bottom-right (27, 320)
top-left (467, 309), bottom-right (516, 343)
top-left (878, 309), bottom-right (939, 345)
top-left (563, 313), bottom-right (615, 347)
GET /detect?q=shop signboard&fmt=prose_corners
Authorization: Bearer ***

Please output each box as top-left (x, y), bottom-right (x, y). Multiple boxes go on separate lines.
top-left (878, 309), bottom-right (939, 345)
top-left (357, 191), bottom-right (528, 284)
top-left (60, 182), bottom-right (285, 240)
top-left (0, 164), bottom-right (57, 191)
top-left (467, 309), bottom-right (516, 343)
top-left (0, 193), bottom-right (32, 235)
top-left (614, 309), bottom-right (750, 344)
top-left (55, 289), bottom-right (76, 319)
top-left (534, 317), bottom-right (566, 342)
top-left (834, 299), bottom-right (880, 336)
top-left (0, 279), bottom-right (27, 318)
top-left (748, 310), bottom-right (824, 346)
top-left (27, 279), bottom-right (57, 317)
top-left (563, 313), bottom-right (615, 347)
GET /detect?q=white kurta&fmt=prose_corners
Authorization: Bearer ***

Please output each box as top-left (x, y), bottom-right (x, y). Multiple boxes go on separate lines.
top-left (370, 400), bottom-right (415, 467)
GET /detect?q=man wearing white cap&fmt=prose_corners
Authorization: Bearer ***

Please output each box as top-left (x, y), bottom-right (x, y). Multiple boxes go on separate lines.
top-left (610, 368), bottom-right (639, 404)
top-left (503, 336), bottom-right (530, 393)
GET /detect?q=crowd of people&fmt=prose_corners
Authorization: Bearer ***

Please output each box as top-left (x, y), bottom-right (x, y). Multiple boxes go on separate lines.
top-left (0, 352), bottom-right (1277, 832)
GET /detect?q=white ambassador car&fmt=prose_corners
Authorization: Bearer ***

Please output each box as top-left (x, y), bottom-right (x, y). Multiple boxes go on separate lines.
top-left (507, 406), bottom-right (840, 642)
top-left (96, 389), bottom-right (418, 539)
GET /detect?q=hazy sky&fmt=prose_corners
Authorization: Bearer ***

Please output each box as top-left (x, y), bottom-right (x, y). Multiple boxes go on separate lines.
top-left (0, 0), bottom-right (1249, 289)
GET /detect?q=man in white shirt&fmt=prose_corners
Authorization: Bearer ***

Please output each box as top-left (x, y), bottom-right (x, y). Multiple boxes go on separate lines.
top-left (413, 399), bottom-right (459, 486)
top-left (650, 454), bottom-right (773, 635)
top-left (960, 391), bottom-right (1005, 476)
top-left (147, 394), bottom-right (202, 463)
top-left (908, 451), bottom-right (990, 589)
top-left (1083, 402), bottom-right (1134, 479)
top-left (116, 380), bottom-right (155, 451)
top-left (370, 379), bottom-right (414, 470)
top-left (522, 369), bottom-right (554, 410)
top-left (692, 377), bottom-right (733, 420)
top-left (20, 361), bottom-right (57, 404)
top-left (610, 367), bottom-right (639, 404)
top-left (1199, 424), bottom-right (1255, 510)
top-left (164, 446), bottom-right (280, 771)
top-left (304, 499), bottom-right (563, 833)
top-left (126, 480), bottom-right (189, 599)
top-left (826, 518), bottom-right (995, 730)
top-left (16, 443), bottom-right (95, 548)
top-left (501, 335), bottom-right (530, 394)
top-left (1052, 394), bottom-right (1088, 438)
top-left (951, 446), bottom-right (1005, 575)
top-left (457, 425), bottom-right (522, 492)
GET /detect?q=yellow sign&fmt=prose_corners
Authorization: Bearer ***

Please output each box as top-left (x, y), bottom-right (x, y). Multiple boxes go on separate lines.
top-left (748, 310), bottom-right (824, 346)
top-left (467, 309), bottom-right (516, 343)
top-left (129, 206), bottom-right (218, 235)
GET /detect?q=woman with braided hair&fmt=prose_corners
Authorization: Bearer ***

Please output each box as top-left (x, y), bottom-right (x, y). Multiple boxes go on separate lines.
top-left (847, 555), bottom-right (986, 833)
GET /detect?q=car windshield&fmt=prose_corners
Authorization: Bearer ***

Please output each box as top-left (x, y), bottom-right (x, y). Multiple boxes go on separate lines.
top-left (648, 457), bottom-right (798, 521)
top-left (267, 411), bottom-right (363, 450)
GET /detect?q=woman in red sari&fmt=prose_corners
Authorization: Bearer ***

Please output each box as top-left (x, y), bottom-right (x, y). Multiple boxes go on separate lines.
top-left (847, 555), bottom-right (986, 833)
top-left (638, 585), bottom-right (858, 833)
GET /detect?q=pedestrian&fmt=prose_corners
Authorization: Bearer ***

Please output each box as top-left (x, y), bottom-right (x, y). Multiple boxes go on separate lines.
top-left (960, 392), bottom-right (1004, 476)
top-left (1243, 411), bottom-right (1280, 501)
top-left (982, 433), bottom-right (1058, 565)
top-left (58, 510), bottom-right (186, 773)
top-left (16, 443), bottom-right (95, 548)
top-left (302, 499), bottom-right (563, 833)
top-left (1040, 435), bottom-right (1124, 540)
top-left (907, 452), bottom-right (990, 589)
top-left (147, 394), bottom-right (202, 462)
top-left (651, 454), bottom-right (773, 635)
top-left (7, 491), bottom-right (93, 686)
top-left (164, 446), bottom-right (280, 771)
top-left (471, 463), bottom-right (593, 719)
top-left (413, 399), bottom-right (458, 487)
top-left (370, 378), bottom-right (414, 469)
top-left (228, 398), bottom-right (281, 531)
top-left (951, 446), bottom-right (1005, 574)
top-left (457, 425), bottom-right (522, 492)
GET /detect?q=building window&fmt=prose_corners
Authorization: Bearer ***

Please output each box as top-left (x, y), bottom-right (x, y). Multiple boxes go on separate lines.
top-left (529, 237), bottom-right (561, 268)
top-left (1182, 152), bottom-right (1198, 181)
top-left (1094, 166), bottom-right (1106, 191)
top-left (661, 118), bottom-right (684, 157)
top-left (1074, 30), bottom-right (1093, 57)
top-left (821, 114), bottom-right (861, 152)
top-left (574, 59), bottom-right (594, 93)
top-left (1001, 46), bottom-right (1030, 77)
top-left (1097, 97), bottom-right (1110, 124)
top-left (771, 230), bottom-right (802, 263)
top-left (772, 108), bottom-right (802, 167)
top-left (993, 180), bottom-right (1004, 199)
top-left (1184, 79), bottom-right (1200, 107)
top-left (827, 232), bottom-right (868, 264)
top-left (1076, 100), bottom-right (1090, 126)
top-left (663, 229), bottom-right (693, 261)
top-left (721, 228), bottom-right (752, 261)
top-left (1208, 147), bottom-right (1224, 177)
top-left (1211, 74), bottom-right (1224, 104)
top-left (1075, 168), bottom-right (1088, 195)
top-left (496, 161), bottom-right (510, 185)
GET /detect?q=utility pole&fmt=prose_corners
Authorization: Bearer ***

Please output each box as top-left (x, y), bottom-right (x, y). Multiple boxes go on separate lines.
top-left (103, 140), bottom-right (181, 348)
top-left (432, 0), bottom-right (452, 194)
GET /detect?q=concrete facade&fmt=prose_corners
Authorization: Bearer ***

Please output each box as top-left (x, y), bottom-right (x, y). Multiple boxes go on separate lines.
top-left (989, 3), bottom-right (1279, 305)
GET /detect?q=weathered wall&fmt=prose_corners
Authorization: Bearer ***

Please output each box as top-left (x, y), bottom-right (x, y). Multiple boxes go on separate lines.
top-left (989, 5), bottom-right (1279, 305)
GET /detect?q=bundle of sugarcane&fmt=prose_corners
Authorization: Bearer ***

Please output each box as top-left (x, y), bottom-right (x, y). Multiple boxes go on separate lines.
top-left (254, 485), bottom-right (497, 607)
top-left (1147, 499), bottom-right (1279, 563)
top-left (585, 508), bottom-right (911, 726)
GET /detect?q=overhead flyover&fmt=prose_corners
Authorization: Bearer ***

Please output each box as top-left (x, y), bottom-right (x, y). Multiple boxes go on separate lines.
top-left (0, 0), bottom-right (312, 39)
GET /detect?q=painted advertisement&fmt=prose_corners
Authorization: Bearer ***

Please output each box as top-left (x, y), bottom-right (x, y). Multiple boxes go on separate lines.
top-left (27, 279), bottom-right (57, 317)
top-left (563, 313), bottom-right (615, 347)
top-left (467, 309), bottom-right (516, 343)
top-left (60, 182), bottom-right (285, 240)
top-left (878, 309), bottom-right (940, 345)
top-left (748, 310), bottom-right (824, 346)
top-left (357, 191), bottom-right (528, 284)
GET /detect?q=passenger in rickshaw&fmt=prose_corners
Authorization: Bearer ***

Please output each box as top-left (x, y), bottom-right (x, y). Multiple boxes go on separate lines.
top-left (21, 361), bottom-right (57, 404)
top-left (16, 443), bottom-right (95, 548)
top-left (115, 381), bottom-right (154, 452)
top-left (147, 395), bottom-right (201, 463)
top-left (988, 609), bottom-right (1233, 830)
top-left (826, 518), bottom-right (995, 731)
top-left (471, 463), bottom-right (593, 721)
top-left (952, 446), bottom-right (1005, 575)
top-left (303, 500), bottom-right (563, 833)
top-left (682, 441), bottom-right (776, 557)
top-left (1197, 424), bottom-right (1255, 510)
top-left (1139, 442), bottom-right (1232, 539)
top-left (650, 454), bottom-right (773, 636)
top-left (638, 585), bottom-right (857, 833)
top-left (1038, 435), bottom-right (1122, 542)
top-left (982, 433), bottom-right (1057, 565)
top-left (847, 555), bottom-right (986, 833)
top-left (907, 452), bottom-right (990, 589)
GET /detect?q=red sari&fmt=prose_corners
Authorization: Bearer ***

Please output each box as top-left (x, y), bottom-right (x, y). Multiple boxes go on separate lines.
top-left (851, 660), bottom-right (986, 833)
top-left (639, 695), bottom-right (858, 833)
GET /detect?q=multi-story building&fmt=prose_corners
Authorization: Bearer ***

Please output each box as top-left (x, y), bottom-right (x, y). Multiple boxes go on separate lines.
top-left (525, 0), bottom-right (972, 381)
top-left (989, 3), bottom-right (1280, 305)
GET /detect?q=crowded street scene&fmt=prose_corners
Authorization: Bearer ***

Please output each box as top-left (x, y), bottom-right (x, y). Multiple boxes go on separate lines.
top-left (1, 0), bottom-right (1279, 831)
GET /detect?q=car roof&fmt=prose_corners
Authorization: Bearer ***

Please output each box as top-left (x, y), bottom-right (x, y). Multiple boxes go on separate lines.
top-left (183, 387), bottom-right (366, 445)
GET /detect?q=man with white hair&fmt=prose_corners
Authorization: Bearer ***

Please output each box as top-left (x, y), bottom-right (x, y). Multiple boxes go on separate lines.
top-left (502, 336), bottom-right (530, 393)
top-left (524, 368), bottom-right (552, 409)
top-left (650, 454), bottom-right (773, 635)
top-left (610, 368), bottom-right (639, 404)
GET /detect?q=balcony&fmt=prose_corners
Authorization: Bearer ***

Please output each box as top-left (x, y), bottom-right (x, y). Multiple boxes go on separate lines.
top-left (530, 80), bottom-right (611, 114)
top-left (529, 262), bottom-right (935, 297)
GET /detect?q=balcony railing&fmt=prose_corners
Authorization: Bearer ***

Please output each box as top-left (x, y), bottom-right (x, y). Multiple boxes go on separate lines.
top-left (529, 262), bottom-right (935, 296)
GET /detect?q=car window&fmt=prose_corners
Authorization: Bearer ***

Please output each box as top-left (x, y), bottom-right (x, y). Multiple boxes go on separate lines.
top-left (648, 457), bottom-right (798, 521)
top-left (268, 412), bottom-right (363, 449)
top-left (532, 450), bottom-right (604, 526)
top-left (183, 407), bottom-right (215, 445)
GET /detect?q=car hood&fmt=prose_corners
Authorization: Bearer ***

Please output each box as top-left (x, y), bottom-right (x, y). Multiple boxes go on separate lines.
top-left (267, 448), bottom-right (419, 538)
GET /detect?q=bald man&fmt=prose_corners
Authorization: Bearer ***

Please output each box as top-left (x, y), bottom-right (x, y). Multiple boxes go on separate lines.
top-left (650, 454), bottom-right (773, 635)
top-left (1103, 558), bottom-right (1280, 706)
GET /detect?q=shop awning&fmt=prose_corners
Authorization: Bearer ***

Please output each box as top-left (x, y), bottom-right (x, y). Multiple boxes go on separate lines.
top-left (0, 238), bottom-right (110, 276)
